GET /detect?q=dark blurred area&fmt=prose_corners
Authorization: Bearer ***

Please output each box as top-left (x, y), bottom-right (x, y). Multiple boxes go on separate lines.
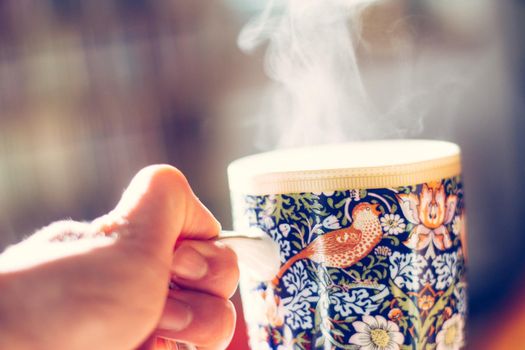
top-left (0, 0), bottom-right (523, 349)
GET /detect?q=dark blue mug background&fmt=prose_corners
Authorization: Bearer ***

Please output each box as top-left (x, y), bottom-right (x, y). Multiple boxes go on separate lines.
top-left (238, 176), bottom-right (466, 350)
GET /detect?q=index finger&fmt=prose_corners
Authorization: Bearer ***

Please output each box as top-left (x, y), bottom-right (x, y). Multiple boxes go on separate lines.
top-left (94, 165), bottom-right (221, 261)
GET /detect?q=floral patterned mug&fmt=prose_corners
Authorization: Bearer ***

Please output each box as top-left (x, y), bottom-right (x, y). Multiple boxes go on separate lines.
top-left (228, 140), bottom-right (467, 350)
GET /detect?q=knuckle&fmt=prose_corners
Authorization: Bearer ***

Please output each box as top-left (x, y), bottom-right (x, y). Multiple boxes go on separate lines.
top-left (145, 164), bottom-right (190, 191)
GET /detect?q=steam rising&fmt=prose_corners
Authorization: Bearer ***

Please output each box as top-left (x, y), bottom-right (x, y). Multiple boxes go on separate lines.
top-left (238, 0), bottom-right (468, 149)
top-left (239, 0), bottom-right (383, 148)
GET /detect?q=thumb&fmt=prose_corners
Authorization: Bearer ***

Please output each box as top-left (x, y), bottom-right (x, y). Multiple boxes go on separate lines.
top-left (93, 165), bottom-right (221, 259)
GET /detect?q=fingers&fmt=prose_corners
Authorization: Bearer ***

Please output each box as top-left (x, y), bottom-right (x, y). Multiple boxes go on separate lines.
top-left (157, 297), bottom-right (194, 332)
top-left (156, 240), bottom-right (239, 349)
top-left (87, 165), bottom-right (235, 350)
top-left (92, 165), bottom-right (221, 260)
top-left (157, 289), bottom-right (236, 350)
top-left (170, 240), bottom-right (239, 299)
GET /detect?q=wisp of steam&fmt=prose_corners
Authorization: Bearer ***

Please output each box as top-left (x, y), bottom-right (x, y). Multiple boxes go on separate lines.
top-left (239, 0), bottom-right (385, 148)
top-left (238, 0), bottom-right (468, 149)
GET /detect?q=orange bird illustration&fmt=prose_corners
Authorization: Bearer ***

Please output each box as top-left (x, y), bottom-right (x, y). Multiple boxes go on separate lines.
top-left (272, 203), bottom-right (383, 285)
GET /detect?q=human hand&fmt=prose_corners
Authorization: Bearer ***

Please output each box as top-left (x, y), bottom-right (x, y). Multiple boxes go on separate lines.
top-left (0, 165), bottom-right (239, 350)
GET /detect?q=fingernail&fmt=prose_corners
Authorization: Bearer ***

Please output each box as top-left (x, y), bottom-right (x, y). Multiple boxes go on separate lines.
top-left (172, 245), bottom-right (208, 280)
top-left (159, 300), bottom-right (193, 331)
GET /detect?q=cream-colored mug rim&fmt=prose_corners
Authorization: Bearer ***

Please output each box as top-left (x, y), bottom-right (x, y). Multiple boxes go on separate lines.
top-left (228, 140), bottom-right (461, 195)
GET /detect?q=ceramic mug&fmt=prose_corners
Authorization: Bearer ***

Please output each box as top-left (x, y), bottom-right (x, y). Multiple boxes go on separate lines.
top-left (228, 140), bottom-right (467, 350)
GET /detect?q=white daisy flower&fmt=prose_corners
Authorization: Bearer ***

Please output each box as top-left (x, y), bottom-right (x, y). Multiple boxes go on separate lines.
top-left (349, 315), bottom-right (404, 350)
top-left (380, 214), bottom-right (406, 235)
top-left (436, 314), bottom-right (465, 350)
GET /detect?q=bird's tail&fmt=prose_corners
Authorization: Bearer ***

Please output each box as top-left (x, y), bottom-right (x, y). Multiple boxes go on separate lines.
top-left (271, 251), bottom-right (307, 286)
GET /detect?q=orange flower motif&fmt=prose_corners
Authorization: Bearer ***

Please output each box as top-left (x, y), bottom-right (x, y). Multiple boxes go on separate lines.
top-left (388, 308), bottom-right (403, 322)
top-left (417, 294), bottom-right (435, 312)
top-left (397, 181), bottom-right (458, 252)
top-left (409, 283), bottom-right (442, 317)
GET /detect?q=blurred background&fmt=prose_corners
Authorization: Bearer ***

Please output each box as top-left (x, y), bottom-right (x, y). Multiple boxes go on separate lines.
top-left (0, 0), bottom-right (523, 349)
